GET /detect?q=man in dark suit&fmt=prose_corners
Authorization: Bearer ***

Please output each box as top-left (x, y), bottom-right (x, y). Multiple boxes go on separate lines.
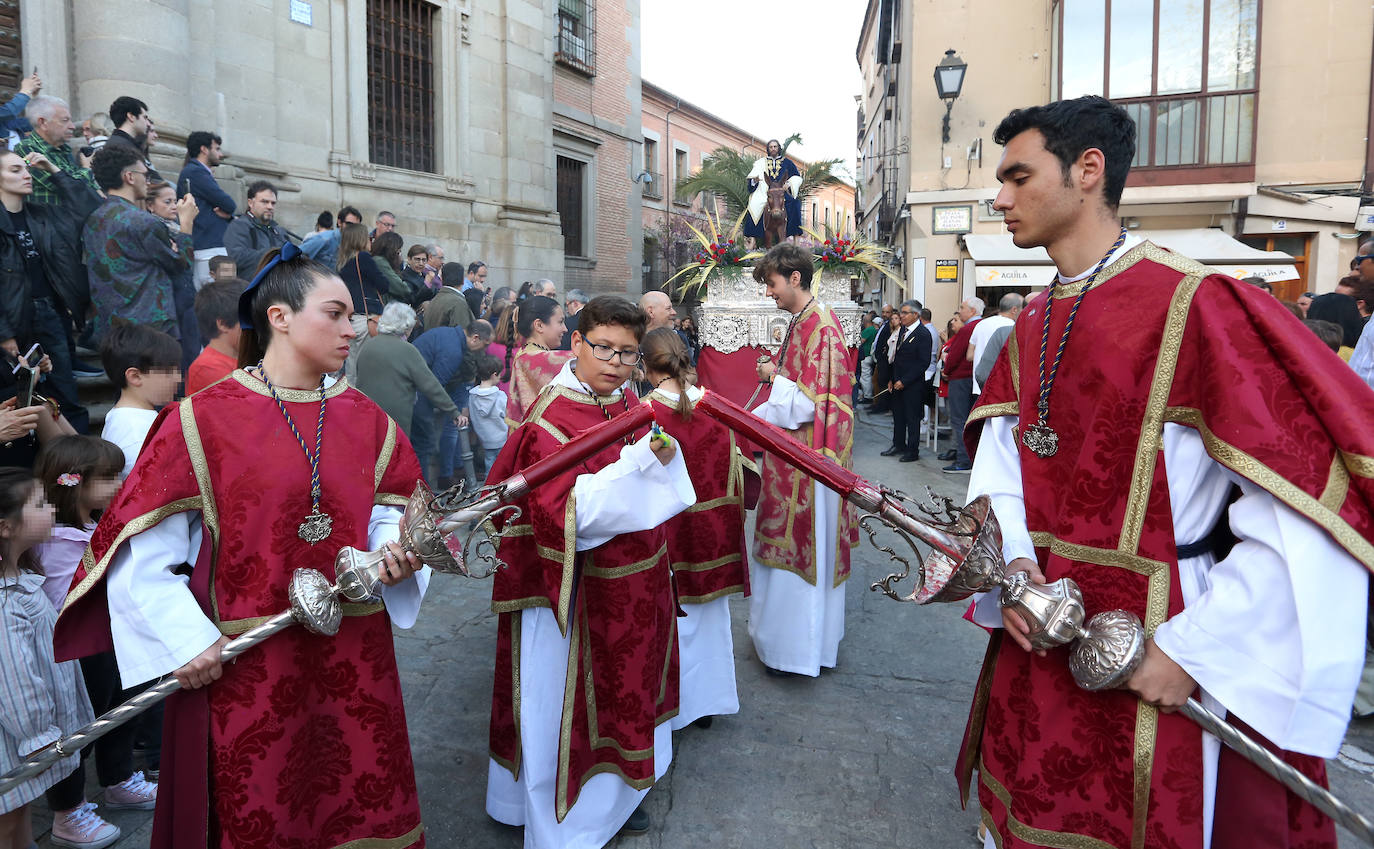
top-left (880, 299), bottom-right (932, 462)
top-left (868, 303), bottom-right (895, 412)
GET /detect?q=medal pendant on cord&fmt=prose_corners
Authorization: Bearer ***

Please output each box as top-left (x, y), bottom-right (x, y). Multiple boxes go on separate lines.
top-left (298, 507), bottom-right (333, 545)
top-left (1022, 418), bottom-right (1059, 458)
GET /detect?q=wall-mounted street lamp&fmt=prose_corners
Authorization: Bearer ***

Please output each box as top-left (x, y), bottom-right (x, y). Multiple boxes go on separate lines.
top-left (933, 49), bottom-right (967, 144)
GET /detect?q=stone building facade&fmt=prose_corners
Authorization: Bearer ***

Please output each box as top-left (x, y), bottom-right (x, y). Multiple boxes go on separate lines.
top-left (21, 0), bottom-right (572, 291)
top-left (856, 0), bottom-right (1374, 319)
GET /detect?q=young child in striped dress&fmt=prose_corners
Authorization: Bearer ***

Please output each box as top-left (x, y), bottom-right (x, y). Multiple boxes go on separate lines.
top-left (0, 468), bottom-right (94, 849)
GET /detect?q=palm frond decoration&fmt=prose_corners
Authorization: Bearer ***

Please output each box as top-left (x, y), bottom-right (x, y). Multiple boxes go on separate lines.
top-left (663, 206), bottom-right (763, 298)
top-left (803, 221), bottom-right (903, 284)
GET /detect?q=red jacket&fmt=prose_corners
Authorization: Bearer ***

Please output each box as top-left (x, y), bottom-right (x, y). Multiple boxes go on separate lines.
top-left (942, 316), bottom-right (980, 381)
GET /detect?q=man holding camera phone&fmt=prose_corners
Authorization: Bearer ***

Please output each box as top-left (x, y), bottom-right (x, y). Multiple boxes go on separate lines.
top-left (13, 92), bottom-right (100, 207)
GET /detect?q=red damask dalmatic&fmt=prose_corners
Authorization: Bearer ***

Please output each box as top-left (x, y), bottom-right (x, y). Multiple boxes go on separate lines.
top-left (752, 301), bottom-right (859, 586)
top-left (648, 391), bottom-right (753, 603)
top-left (958, 243), bottom-right (1371, 849)
top-left (55, 372), bottom-right (426, 849)
top-left (487, 386), bottom-right (679, 822)
top-left (506, 344), bottom-right (575, 425)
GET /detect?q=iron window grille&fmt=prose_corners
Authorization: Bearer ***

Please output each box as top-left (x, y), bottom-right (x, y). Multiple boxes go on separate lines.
top-left (366, 0), bottom-right (436, 173)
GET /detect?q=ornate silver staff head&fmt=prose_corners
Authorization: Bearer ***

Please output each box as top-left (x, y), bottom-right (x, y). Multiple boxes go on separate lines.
top-left (333, 481), bottom-right (520, 601)
top-left (864, 491), bottom-right (1005, 604)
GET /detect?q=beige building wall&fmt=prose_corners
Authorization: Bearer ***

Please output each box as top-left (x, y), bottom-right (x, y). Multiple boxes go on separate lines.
top-left (24, 0), bottom-right (565, 289)
top-left (861, 0), bottom-right (1373, 323)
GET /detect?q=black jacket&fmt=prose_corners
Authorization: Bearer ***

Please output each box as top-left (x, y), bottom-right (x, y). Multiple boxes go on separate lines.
top-left (223, 212), bottom-right (289, 280)
top-left (872, 321), bottom-right (894, 380)
top-left (890, 322), bottom-right (933, 389)
top-left (104, 129), bottom-right (163, 183)
top-left (0, 171), bottom-right (102, 341)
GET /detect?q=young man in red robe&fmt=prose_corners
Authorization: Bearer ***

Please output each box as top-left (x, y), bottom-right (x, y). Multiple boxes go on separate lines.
top-left (959, 95), bottom-right (1374, 849)
top-left (484, 296), bottom-right (695, 848)
top-left (641, 327), bottom-right (757, 729)
top-left (54, 245), bottom-right (431, 849)
top-left (749, 242), bottom-right (858, 677)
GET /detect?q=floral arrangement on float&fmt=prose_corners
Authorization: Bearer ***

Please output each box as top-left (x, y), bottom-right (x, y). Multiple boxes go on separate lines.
top-left (803, 217), bottom-right (903, 285)
top-left (666, 208), bottom-right (763, 299)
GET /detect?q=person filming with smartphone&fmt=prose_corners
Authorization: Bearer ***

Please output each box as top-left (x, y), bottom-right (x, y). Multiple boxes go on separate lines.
top-left (0, 146), bottom-right (101, 435)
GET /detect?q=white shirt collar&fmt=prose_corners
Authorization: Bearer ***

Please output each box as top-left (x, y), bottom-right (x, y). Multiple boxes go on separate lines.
top-left (1056, 233), bottom-right (1142, 284)
top-left (550, 360), bottom-right (627, 397)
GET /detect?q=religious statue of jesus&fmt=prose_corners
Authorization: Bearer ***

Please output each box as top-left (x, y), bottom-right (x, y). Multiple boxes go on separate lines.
top-left (744, 138), bottom-right (802, 249)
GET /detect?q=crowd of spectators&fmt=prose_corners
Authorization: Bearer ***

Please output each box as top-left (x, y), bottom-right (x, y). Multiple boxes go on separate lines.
top-left (1, 75), bottom-right (1372, 848)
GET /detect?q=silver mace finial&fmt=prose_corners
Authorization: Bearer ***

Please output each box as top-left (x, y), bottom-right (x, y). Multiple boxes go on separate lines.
top-left (0, 480), bottom-right (517, 798)
top-left (860, 491), bottom-right (1374, 846)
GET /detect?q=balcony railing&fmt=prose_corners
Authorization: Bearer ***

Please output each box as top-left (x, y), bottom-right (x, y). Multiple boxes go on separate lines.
top-left (1116, 90), bottom-right (1257, 170)
top-left (641, 169), bottom-right (663, 200)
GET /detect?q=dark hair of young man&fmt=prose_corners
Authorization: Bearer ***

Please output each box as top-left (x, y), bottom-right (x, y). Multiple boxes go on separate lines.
top-left (315, 210), bottom-right (334, 230)
top-left (109, 96), bottom-right (149, 129)
top-left (100, 322), bottom-right (183, 388)
top-left (195, 277), bottom-right (249, 342)
top-left (246, 179), bottom-right (277, 200)
top-left (90, 144), bottom-right (144, 192)
top-left (1303, 319), bottom-right (1343, 353)
top-left (185, 130), bottom-right (222, 161)
top-left (467, 261), bottom-right (487, 275)
top-left (576, 295), bottom-right (647, 342)
top-left (993, 95), bottom-right (1137, 210)
top-left (208, 254), bottom-right (236, 276)
top-left (337, 205), bottom-right (362, 226)
top-left (441, 261), bottom-right (466, 288)
top-left (752, 242), bottom-right (815, 290)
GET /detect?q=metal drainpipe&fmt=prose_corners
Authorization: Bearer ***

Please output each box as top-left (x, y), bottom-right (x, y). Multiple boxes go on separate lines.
top-left (664, 97), bottom-right (683, 289)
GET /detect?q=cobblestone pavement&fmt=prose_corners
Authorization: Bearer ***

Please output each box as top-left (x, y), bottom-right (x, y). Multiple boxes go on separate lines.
top-left (31, 406), bottom-right (1374, 848)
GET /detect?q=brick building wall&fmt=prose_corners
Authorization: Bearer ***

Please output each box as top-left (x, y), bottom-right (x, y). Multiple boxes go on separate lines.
top-left (552, 0), bottom-right (644, 299)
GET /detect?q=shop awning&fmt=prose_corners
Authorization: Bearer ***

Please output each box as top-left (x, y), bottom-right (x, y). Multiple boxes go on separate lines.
top-left (964, 228), bottom-right (1299, 287)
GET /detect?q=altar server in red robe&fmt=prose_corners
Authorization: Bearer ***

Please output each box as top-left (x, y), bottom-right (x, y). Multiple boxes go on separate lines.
top-left (54, 245), bottom-right (431, 849)
top-left (506, 295), bottom-right (573, 425)
top-left (749, 243), bottom-right (858, 677)
top-left (641, 327), bottom-right (755, 729)
top-left (959, 96), bottom-right (1373, 849)
top-left (485, 296), bottom-right (696, 847)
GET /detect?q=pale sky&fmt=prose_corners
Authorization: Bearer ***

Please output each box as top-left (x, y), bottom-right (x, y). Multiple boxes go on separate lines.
top-left (640, 0), bottom-right (865, 180)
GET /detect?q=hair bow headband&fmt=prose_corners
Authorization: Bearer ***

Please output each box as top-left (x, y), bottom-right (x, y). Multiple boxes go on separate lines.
top-left (238, 241), bottom-right (304, 330)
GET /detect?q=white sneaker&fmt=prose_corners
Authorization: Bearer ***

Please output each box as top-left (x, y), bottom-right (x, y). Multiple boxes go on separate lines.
top-left (103, 770), bottom-right (157, 810)
top-left (50, 801), bottom-right (121, 849)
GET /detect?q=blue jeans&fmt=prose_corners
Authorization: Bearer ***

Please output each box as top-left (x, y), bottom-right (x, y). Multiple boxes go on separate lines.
top-left (946, 377), bottom-right (974, 465)
top-left (412, 385), bottom-right (474, 487)
top-left (29, 298), bottom-right (88, 434)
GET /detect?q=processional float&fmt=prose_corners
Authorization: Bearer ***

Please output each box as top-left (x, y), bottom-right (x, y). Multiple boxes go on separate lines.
top-left (5, 391), bottom-right (1371, 845)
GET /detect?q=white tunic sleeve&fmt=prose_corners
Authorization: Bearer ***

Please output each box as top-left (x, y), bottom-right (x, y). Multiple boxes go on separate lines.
top-left (1151, 428), bottom-right (1367, 757)
top-left (572, 433), bottom-right (697, 551)
top-left (965, 415), bottom-right (1038, 628)
top-left (106, 512), bottom-right (220, 687)
top-left (370, 504), bottom-right (430, 630)
top-left (750, 376), bottom-right (815, 430)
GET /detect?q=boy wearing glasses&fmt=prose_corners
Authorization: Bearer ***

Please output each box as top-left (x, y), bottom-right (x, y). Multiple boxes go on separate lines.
top-left (485, 295), bottom-right (696, 847)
